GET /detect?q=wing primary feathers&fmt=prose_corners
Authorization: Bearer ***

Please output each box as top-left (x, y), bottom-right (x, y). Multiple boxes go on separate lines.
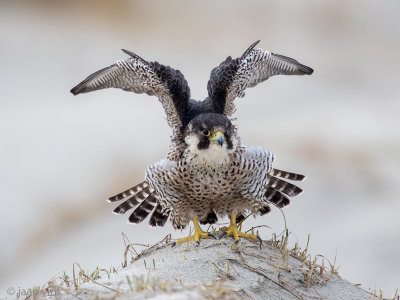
top-left (70, 50), bottom-right (191, 136)
top-left (128, 194), bottom-right (158, 224)
top-left (271, 53), bottom-right (314, 75)
top-left (70, 66), bottom-right (116, 95)
top-left (121, 49), bottom-right (147, 63)
top-left (240, 40), bottom-right (260, 59)
top-left (270, 169), bottom-right (306, 181)
top-left (207, 41), bottom-right (314, 117)
top-left (107, 181), bottom-right (149, 203)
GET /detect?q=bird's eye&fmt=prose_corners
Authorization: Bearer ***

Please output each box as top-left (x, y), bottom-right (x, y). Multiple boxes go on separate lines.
top-left (201, 129), bottom-right (210, 136)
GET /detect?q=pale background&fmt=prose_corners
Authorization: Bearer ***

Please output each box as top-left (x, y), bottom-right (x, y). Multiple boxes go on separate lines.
top-left (1, 0), bottom-right (399, 297)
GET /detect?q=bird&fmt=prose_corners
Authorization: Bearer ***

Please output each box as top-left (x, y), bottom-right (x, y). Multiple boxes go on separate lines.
top-left (70, 40), bottom-right (313, 245)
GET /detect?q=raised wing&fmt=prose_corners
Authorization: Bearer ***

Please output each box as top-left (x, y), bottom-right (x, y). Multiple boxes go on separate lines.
top-left (71, 49), bottom-right (191, 132)
top-left (207, 40), bottom-right (313, 116)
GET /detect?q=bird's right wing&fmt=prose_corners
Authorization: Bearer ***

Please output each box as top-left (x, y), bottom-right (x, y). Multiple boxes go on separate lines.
top-left (71, 50), bottom-right (191, 133)
top-left (207, 40), bottom-right (313, 117)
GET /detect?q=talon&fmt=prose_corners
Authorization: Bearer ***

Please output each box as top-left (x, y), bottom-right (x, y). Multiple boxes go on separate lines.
top-left (257, 235), bottom-right (262, 244)
top-left (219, 231), bottom-right (228, 239)
top-left (171, 241), bottom-right (176, 248)
top-left (208, 232), bottom-right (217, 240)
top-left (220, 214), bottom-right (261, 243)
top-left (174, 217), bottom-right (213, 246)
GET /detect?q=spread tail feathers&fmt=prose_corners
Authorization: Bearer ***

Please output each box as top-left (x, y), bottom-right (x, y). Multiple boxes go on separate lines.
top-left (270, 169), bottom-right (305, 181)
top-left (128, 194), bottom-right (158, 224)
top-left (107, 181), bottom-right (150, 203)
top-left (267, 176), bottom-right (303, 197)
top-left (266, 169), bottom-right (305, 207)
top-left (149, 204), bottom-right (170, 227)
top-left (108, 181), bottom-right (166, 226)
top-left (112, 185), bottom-right (153, 215)
top-left (265, 187), bottom-right (291, 208)
top-left (235, 169), bottom-right (305, 224)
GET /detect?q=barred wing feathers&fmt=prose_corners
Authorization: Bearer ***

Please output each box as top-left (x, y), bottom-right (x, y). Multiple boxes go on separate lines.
top-left (207, 40), bottom-right (313, 116)
top-left (71, 49), bottom-right (190, 132)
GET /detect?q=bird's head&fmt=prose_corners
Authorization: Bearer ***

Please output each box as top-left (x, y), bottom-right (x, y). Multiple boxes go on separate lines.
top-left (184, 113), bottom-right (237, 165)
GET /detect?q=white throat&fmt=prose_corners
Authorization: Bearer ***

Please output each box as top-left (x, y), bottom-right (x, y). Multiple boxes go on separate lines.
top-left (194, 143), bottom-right (230, 165)
top-left (184, 135), bottom-right (237, 168)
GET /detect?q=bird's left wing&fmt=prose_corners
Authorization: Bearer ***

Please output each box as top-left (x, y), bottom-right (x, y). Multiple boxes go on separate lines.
top-left (207, 40), bottom-right (313, 116)
top-left (71, 49), bottom-right (190, 132)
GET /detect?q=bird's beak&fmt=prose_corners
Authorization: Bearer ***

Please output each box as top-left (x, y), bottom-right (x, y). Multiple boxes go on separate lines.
top-left (211, 131), bottom-right (224, 146)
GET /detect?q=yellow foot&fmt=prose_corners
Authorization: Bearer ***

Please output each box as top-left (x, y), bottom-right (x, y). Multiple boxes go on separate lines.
top-left (220, 214), bottom-right (262, 243)
top-left (172, 217), bottom-right (216, 247)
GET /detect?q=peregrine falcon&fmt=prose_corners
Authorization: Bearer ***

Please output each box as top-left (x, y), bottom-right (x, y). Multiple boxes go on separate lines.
top-left (71, 41), bottom-right (313, 244)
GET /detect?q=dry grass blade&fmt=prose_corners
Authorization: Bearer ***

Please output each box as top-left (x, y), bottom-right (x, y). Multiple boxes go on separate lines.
top-left (80, 273), bottom-right (117, 292)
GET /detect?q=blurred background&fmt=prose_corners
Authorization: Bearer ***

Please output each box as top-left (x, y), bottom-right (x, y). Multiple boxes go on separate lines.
top-left (1, 0), bottom-right (399, 297)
